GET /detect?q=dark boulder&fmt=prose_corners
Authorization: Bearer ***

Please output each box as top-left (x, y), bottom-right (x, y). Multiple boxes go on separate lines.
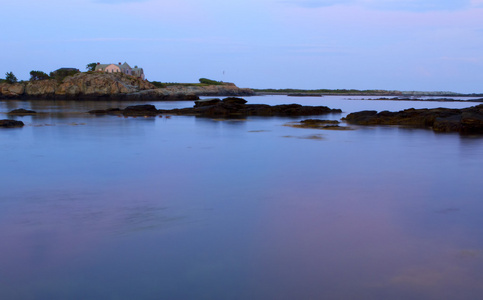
top-left (123, 104), bottom-right (158, 117)
top-left (222, 97), bottom-right (248, 105)
top-left (194, 98), bottom-right (221, 107)
top-left (0, 119), bottom-right (24, 128)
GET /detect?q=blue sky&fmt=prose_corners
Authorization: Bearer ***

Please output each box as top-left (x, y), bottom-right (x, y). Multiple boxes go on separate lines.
top-left (1, 0), bottom-right (482, 92)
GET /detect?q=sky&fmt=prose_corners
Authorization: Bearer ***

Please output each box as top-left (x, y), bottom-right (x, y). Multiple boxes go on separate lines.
top-left (1, 0), bottom-right (483, 93)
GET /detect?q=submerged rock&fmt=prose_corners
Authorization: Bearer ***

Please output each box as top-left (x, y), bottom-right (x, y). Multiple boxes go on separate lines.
top-left (286, 119), bottom-right (352, 130)
top-left (0, 119), bottom-right (24, 128)
top-left (8, 108), bottom-right (37, 115)
top-left (343, 104), bottom-right (483, 133)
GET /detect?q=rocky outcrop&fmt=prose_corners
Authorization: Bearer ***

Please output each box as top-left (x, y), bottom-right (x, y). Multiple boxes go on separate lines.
top-left (88, 97), bottom-right (342, 118)
top-left (0, 73), bottom-right (156, 100)
top-left (343, 104), bottom-right (483, 134)
top-left (0, 119), bottom-right (24, 128)
top-left (162, 83), bottom-right (254, 97)
top-left (0, 83), bottom-right (25, 97)
top-left (0, 73), bottom-right (253, 100)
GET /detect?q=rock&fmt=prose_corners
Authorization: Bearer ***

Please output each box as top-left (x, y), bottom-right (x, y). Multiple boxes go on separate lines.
top-left (0, 83), bottom-right (25, 98)
top-left (164, 84), bottom-right (255, 97)
top-left (0, 119), bottom-right (24, 128)
top-left (0, 74), bottom-right (253, 101)
top-left (89, 97), bottom-right (342, 119)
top-left (222, 97), bottom-right (248, 105)
top-left (194, 98), bottom-right (221, 107)
top-left (8, 108), bottom-right (37, 115)
top-left (300, 119), bottom-right (340, 125)
top-left (341, 110), bottom-right (378, 124)
top-left (343, 104), bottom-right (483, 133)
top-left (122, 104), bottom-right (158, 117)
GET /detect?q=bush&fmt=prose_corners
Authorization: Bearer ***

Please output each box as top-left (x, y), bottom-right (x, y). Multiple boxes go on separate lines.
top-left (30, 70), bottom-right (50, 81)
top-left (199, 78), bottom-right (223, 85)
top-left (50, 68), bottom-right (80, 82)
top-left (150, 81), bottom-right (167, 88)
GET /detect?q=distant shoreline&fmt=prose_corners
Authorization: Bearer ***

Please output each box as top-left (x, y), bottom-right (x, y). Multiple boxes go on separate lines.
top-left (254, 92), bottom-right (483, 103)
top-left (253, 89), bottom-right (483, 98)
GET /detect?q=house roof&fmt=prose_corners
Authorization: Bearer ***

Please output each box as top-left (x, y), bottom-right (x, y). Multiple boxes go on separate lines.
top-left (95, 64), bottom-right (111, 70)
top-left (121, 62), bottom-right (131, 69)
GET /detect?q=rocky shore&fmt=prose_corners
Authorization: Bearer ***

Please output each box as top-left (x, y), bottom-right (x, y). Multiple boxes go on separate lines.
top-left (0, 73), bottom-right (254, 101)
top-left (343, 104), bottom-right (483, 134)
top-left (88, 97), bottom-right (342, 118)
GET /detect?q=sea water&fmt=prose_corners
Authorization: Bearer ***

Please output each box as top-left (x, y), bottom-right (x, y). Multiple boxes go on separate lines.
top-left (1, 96), bottom-right (482, 299)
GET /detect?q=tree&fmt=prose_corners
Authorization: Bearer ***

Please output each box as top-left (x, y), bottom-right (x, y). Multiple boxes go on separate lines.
top-left (5, 72), bottom-right (18, 84)
top-left (86, 62), bottom-right (97, 72)
top-left (50, 68), bottom-right (80, 82)
top-left (29, 70), bottom-right (50, 81)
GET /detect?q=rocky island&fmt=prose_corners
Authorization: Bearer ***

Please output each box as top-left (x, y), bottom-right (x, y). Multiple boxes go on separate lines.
top-left (0, 72), bottom-right (254, 101)
top-left (343, 104), bottom-right (483, 134)
top-left (88, 97), bottom-right (342, 118)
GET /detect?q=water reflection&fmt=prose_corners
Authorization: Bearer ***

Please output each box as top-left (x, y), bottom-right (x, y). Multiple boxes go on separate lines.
top-left (1, 96), bottom-right (483, 299)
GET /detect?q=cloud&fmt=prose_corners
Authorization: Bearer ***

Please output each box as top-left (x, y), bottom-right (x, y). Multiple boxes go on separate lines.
top-left (282, 0), bottom-right (471, 11)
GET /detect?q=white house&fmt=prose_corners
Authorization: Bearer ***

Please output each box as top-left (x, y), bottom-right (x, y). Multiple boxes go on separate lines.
top-left (95, 62), bottom-right (145, 80)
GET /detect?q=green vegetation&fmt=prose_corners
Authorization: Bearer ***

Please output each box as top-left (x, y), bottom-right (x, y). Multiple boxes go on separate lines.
top-left (86, 62), bottom-right (97, 72)
top-left (149, 78), bottom-right (226, 88)
top-left (199, 78), bottom-right (223, 85)
top-left (5, 72), bottom-right (18, 84)
top-left (150, 81), bottom-right (168, 88)
top-left (29, 70), bottom-right (50, 81)
top-left (150, 81), bottom-right (213, 88)
top-left (49, 68), bottom-right (80, 82)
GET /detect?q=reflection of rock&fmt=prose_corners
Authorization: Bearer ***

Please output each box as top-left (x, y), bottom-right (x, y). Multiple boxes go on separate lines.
top-left (88, 108), bottom-right (122, 115)
top-left (0, 119), bottom-right (24, 128)
top-left (8, 108), bottom-right (37, 115)
top-left (343, 104), bottom-right (483, 133)
top-left (88, 97), bottom-right (342, 118)
top-left (285, 119), bottom-right (353, 130)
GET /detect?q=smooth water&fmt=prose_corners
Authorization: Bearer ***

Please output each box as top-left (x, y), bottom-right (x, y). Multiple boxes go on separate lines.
top-left (1, 96), bottom-right (483, 299)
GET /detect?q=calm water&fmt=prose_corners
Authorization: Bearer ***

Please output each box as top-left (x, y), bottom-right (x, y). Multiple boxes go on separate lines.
top-left (1, 96), bottom-right (483, 299)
